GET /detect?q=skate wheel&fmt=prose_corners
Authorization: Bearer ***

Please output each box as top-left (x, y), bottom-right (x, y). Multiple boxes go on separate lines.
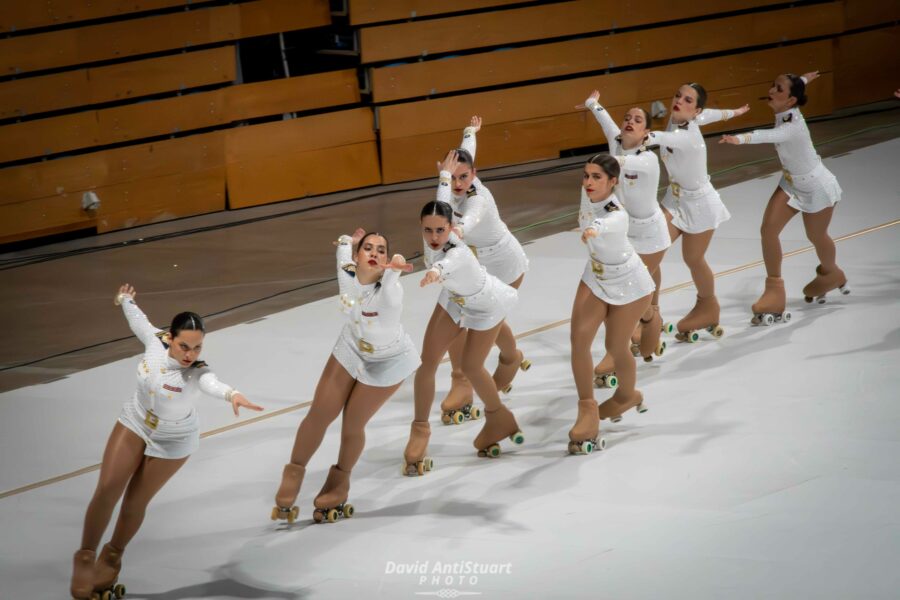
top-left (270, 506), bottom-right (279, 521)
top-left (636, 402), bottom-right (648, 414)
top-left (663, 322), bottom-right (675, 334)
top-left (630, 343), bottom-right (640, 357)
top-left (441, 413), bottom-right (451, 425)
top-left (102, 591), bottom-right (112, 600)
top-left (326, 508), bottom-right (338, 523)
top-left (520, 359), bottom-right (531, 371)
top-left (643, 355), bottom-right (653, 363)
top-left (509, 431), bottom-right (525, 445)
top-left (839, 284), bottom-right (850, 295)
top-left (598, 438), bottom-right (607, 450)
top-left (583, 440), bottom-right (594, 454)
top-left (502, 384), bottom-right (512, 394)
top-left (606, 375), bottom-right (618, 389)
top-left (762, 313), bottom-right (775, 326)
top-left (479, 444), bottom-right (501, 458)
top-left (343, 503), bottom-right (355, 518)
top-left (424, 457), bottom-right (434, 471)
top-left (471, 406), bottom-right (482, 420)
top-left (707, 325), bottom-right (724, 338)
top-left (114, 584), bottom-right (126, 599)
top-left (816, 295), bottom-right (826, 304)
top-left (610, 415), bottom-right (622, 424)
top-left (783, 311), bottom-right (792, 323)
top-left (290, 506), bottom-right (299, 522)
top-left (416, 460), bottom-right (425, 476)
top-left (452, 411), bottom-right (464, 425)
top-left (655, 341), bottom-right (665, 357)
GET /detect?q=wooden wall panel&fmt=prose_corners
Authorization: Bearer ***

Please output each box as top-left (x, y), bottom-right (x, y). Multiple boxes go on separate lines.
top-left (0, 133), bottom-right (225, 205)
top-left (843, 0), bottom-right (900, 30)
top-left (372, 3), bottom-right (844, 102)
top-left (224, 69), bottom-right (360, 121)
top-left (227, 142), bottom-right (381, 208)
top-left (379, 43), bottom-right (832, 182)
top-left (0, 0), bottom-right (330, 76)
top-left (0, 1), bottom-right (191, 34)
top-left (0, 195), bottom-right (95, 244)
top-left (0, 47), bottom-right (235, 119)
top-left (834, 26), bottom-right (900, 108)
top-left (361, 0), bottom-right (786, 63)
top-left (349, 0), bottom-right (524, 25)
top-left (0, 111), bottom-right (101, 163)
top-left (96, 167), bottom-right (226, 232)
top-left (98, 92), bottom-right (227, 144)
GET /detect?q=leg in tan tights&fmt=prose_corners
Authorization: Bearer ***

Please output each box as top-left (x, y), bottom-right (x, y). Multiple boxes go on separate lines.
top-left (801, 206), bottom-right (838, 271)
top-left (760, 187), bottom-right (799, 277)
top-left (289, 356), bottom-right (357, 465)
top-left (415, 305), bottom-right (465, 421)
top-left (336, 380), bottom-right (402, 472)
top-left (461, 322), bottom-right (505, 412)
top-left (571, 282), bottom-right (608, 401)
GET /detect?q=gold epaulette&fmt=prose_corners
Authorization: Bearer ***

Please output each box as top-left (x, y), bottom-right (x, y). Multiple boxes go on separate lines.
top-left (155, 330), bottom-right (169, 348)
top-left (604, 202), bottom-right (620, 212)
top-left (190, 360), bottom-right (208, 369)
top-left (466, 186), bottom-right (478, 197)
top-left (341, 263), bottom-right (357, 277)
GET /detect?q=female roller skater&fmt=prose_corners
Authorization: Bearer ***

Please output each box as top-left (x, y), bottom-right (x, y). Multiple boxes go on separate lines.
top-left (720, 71), bottom-right (848, 319)
top-left (404, 201), bottom-right (524, 476)
top-left (582, 89), bottom-right (671, 375)
top-left (71, 285), bottom-right (262, 599)
top-left (569, 154), bottom-right (656, 452)
top-left (644, 83), bottom-right (749, 343)
top-left (272, 229), bottom-right (419, 523)
top-left (437, 117), bottom-right (530, 426)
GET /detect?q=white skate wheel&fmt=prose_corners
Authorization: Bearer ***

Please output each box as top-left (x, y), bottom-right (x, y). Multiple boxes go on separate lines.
top-left (816, 296), bottom-right (826, 304)
top-left (783, 311), bottom-right (792, 322)
top-left (598, 438), bottom-right (607, 450)
top-left (762, 313), bottom-right (775, 326)
top-left (840, 284), bottom-right (850, 295)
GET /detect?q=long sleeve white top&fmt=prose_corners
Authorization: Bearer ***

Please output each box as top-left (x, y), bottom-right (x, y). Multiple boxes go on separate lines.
top-left (437, 127), bottom-right (511, 248)
top-left (336, 236), bottom-right (406, 347)
top-left (734, 108), bottom-right (822, 176)
top-left (579, 191), bottom-right (634, 265)
top-left (646, 109), bottom-right (735, 191)
top-left (120, 296), bottom-right (233, 422)
top-left (586, 99), bottom-right (661, 219)
top-left (424, 233), bottom-right (486, 297)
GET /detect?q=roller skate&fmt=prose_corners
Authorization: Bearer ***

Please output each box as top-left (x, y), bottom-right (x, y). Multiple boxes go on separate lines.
top-left (93, 543), bottom-right (126, 600)
top-left (675, 295), bottom-right (724, 342)
top-left (598, 390), bottom-right (647, 423)
top-left (473, 405), bottom-right (524, 458)
top-left (803, 264), bottom-right (850, 304)
top-left (312, 465), bottom-right (354, 523)
top-left (402, 420), bottom-right (434, 476)
top-left (271, 463), bottom-right (305, 523)
top-left (493, 349), bottom-right (532, 394)
top-left (592, 353), bottom-right (618, 389)
top-left (70, 549), bottom-right (96, 600)
top-left (638, 305), bottom-right (666, 362)
top-left (567, 398), bottom-right (605, 455)
top-left (440, 372), bottom-right (481, 425)
top-left (751, 276), bottom-right (791, 326)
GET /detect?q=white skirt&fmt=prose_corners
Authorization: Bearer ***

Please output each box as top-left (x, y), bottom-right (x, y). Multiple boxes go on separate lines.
top-left (780, 163), bottom-right (842, 213)
top-left (661, 182), bottom-right (730, 234)
top-left (118, 396), bottom-right (199, 460)
top-left (581, 252), bottom-right (655, 305)
top-left (628, 209), bottom-right (672, 254)
top-left (332, 325), bottom-right (421, 387)
top-left (472, 232), bottom-right (529, 285)
top-left (438, 274), bottom-right (518, 331)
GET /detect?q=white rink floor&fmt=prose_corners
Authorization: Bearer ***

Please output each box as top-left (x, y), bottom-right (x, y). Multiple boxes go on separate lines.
top-left (1, 139), bottom-right (899, 599)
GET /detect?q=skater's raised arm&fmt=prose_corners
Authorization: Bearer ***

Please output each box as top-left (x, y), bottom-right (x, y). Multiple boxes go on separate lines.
top-left (584, 90), bottom-right (621, 143)
top-left (694, 104), bottom-right (749, 127)
top-left (460, 116), bottom-right (481, 160)
top-left (115, 284), bottom-right (163, 347)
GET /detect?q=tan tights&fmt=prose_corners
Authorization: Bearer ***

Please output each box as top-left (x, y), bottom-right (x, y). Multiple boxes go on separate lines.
top-left (289, 356), bottom-right (401, 471)
top-left (760, 187), bottom-right (837, 277)
top-left (414, 305), bottom-right (505, 421)
top-left (665, 209), bottom-right (717, 298)
top-left (571, 281), bottom-right (651, 400)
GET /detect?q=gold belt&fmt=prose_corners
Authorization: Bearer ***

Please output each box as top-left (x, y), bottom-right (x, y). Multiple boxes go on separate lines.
top-left (144, 409), bottom-right (160, 430)
top-left (671, 182), bottom-right (682, 198)
top-left (450, 295), bottom-right (466, 306)
top-left (468, 245), bottom-right (478, 257)
top-left (358, 339), bottom-right (375, 353)
top-left (591, 260), bottom-right (604, 277)
top-left (783, 169), bottom-right (793, 184)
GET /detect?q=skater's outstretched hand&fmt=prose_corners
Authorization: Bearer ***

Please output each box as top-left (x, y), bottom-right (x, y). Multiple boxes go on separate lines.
top-left (576, 89), bottom-right (601, 110)
top-left (732, 104), bottom-right (750, 117)
top-left (420, 270), bottom-right (441, 287)
top-left (801, 71), bottom-right (820, 84)
top-left (333, 228), bottom-right (366, 247)
top-left (380, 254), bottom-right (413, 272)
top-left (230, 392), bottom-right (263, 416)
top-left (581, 227), bottom-right (599, 243)
top-left (468, 116), bottom-right (482, 132)
top-left (438, 149), bottom-right (460, 175)
top-left (719, 134), bottom-right (741, 145)
top-left (115, 283), bottom-right (136, 304)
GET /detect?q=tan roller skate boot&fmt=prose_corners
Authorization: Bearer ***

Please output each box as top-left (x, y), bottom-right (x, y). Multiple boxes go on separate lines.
top-left (93, 543), bottom-right (125, 599)
top-left (751, 276), bottom-right (791, 326)
top-left (402, 421), bottom-right (434, 476)
top-left (638, 305), bottom-right (666, 362)
top-left (598, 390), bottom-right (647, 423)
top-left (568, 398), bottom-right (605, 454)
top-left (440, 372), bottom-right (481, 425)
top-left (70, 549), bottom-right (96, 600)
top-left (592, 353), bottom-right (618, 389)
top-left (312, 465), bottom-right (354, 523)
top-left (473, 404), bottom-right (524, 458)
top-left (492, 349), bottom-right (531, 394)
top-left (675, 295), bottom-right (723, 343)
top-left (271, 463), bottom-right (305, 523)
top-left (803, 264), bottom-right (850, 304)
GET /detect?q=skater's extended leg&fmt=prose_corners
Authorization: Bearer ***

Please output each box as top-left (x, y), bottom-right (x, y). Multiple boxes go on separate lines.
top-left (760, 187), bottom-right (798, 278)
top-left (414, 305), bottom-right (463, 421)
top-left (802, 206), bottom-right (838, 271)
top-left (570, 282), bottom-right (608, 400)
top-left (289, 356), bottom-right (356, 466)
top-left (462, 323), bottom-right (504, 411)
top-left (681, 229), bottom-right (716, 298)
top-left (604, 296), bottom-right (651, 398)
top-left (337, 381), bottom-right (402, 472)
top-left (494, 273), bottom-right (524, 358)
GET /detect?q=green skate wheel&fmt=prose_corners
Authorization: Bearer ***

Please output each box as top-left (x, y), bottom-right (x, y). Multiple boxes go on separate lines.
top-left (452, 411), bottom-right (464, 425)
top-left (509, 431), bottom-right (525, 445)
top-left (471, 406), bottom-right (482, 420)
top-left (607, 375), bottom-right (618, 389)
